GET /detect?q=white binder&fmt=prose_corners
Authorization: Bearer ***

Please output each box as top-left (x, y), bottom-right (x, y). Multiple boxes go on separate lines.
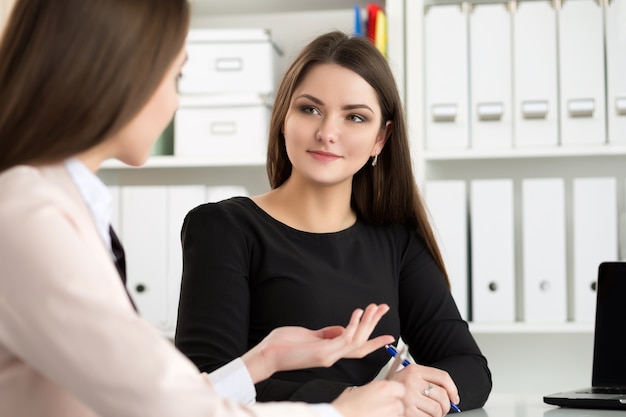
top-left (572, 178), bottom-right (618, 322)
top-left (424, 4), bottom-right (469, 149)
top-left (521, 178), bottom-right (566, 323)
top-left (512, 1), bottom-right (558, 147)
top-left (558, 0), bottom-right (606, 146)
top-left (605, 0), bottom-right (626, 144)
top-left (470, 179), bottom-right (515, 322)
top-left (424, 180), bottom-right (469, 320)
top-left (164, 186), bottom-right (207, 337)
top-left (469, 4), bottom-right (513, 149)
top-left (121, 186), bottom-right (169, 329)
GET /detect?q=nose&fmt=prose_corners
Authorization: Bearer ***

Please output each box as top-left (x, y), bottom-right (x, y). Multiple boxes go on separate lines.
top-left (316, 116), bottom-right (339, 143)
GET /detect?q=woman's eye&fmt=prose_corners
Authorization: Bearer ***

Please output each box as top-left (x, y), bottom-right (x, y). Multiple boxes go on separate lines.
top-left (301, 106), bottom-right (320, 115)
top-left (348, 114), bottom-right (365, 123)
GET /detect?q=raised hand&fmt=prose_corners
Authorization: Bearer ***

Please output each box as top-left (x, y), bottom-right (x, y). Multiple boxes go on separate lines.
top-left (242, 303), bottom-right (394, 382)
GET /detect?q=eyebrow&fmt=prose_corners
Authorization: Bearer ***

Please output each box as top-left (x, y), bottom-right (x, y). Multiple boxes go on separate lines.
top-left (295, 93), bottom-right (375, 114)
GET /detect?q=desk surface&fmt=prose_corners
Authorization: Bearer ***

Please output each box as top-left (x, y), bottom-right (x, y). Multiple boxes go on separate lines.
top-left (464, 394), bottom-right (625, 417)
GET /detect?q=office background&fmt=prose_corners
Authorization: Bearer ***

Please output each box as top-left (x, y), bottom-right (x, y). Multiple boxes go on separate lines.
top-left (3, 0), bottom-right (625, 398)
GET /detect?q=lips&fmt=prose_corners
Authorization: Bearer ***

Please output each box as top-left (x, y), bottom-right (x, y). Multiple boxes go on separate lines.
top-left (308, 150), bottom-right (341, 162)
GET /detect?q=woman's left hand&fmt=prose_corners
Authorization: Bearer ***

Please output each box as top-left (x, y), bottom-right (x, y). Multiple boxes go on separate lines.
top-left (242, 303), bottom-right (394, 383)
top-left (388, 363), bottom-right (460, 417)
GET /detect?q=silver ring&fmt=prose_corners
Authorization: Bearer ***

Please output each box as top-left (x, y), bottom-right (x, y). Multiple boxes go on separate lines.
top-left (424, 383), bottom-right (434, 396)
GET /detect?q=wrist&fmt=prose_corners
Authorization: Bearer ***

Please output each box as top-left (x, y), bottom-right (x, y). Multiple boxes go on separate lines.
top-left (241, 341), bottom-right (274, 383)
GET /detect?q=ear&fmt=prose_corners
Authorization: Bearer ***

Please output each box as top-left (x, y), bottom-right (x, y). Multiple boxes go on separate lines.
top-left (372, 121), bottom-right (392, 156)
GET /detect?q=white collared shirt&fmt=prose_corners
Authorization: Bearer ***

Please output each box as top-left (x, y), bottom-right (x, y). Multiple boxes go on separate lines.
top-left (64, 158), bottom-right (113, 257)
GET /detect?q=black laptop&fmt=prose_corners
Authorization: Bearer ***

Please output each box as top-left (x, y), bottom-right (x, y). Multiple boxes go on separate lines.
top-left (544, 262), bottom-right (626, 410)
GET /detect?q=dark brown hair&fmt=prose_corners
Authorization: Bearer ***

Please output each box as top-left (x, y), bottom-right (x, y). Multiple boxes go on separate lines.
top-left (0, 0), bottom-right (190, 171)
top-left (267, 31), bottom-right (449, 285)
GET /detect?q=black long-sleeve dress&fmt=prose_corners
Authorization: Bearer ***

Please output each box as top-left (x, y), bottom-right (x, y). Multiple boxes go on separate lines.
top-left (175, 197), bottom-right (492, 410)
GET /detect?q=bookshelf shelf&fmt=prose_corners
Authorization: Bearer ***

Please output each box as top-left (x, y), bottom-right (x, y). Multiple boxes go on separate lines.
top-left (424, 145), bottom-right (626, 161)
top-left (101, 156), bottom-right (265, 170)
top-left (469, 322), bottom-right (594, 335)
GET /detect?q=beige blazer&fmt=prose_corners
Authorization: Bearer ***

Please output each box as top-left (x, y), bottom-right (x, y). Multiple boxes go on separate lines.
top-left (0, 164), bottom-right (322, 417)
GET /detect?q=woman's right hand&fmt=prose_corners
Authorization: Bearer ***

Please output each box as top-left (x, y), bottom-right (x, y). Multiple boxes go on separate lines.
top-left (332, 380), bottom-right (405, 417)
top-left (242, 303), bottom-right (394, 383)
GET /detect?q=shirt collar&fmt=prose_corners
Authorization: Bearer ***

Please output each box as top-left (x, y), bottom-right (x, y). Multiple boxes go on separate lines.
top-left (64, 158), bottom-right (112, 253)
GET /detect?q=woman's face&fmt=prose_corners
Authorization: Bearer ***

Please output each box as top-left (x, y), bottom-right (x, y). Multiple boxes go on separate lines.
top-left (108, 45), bottom-right (187, 167)
top-left (282, 63), bottom-right (389, 187)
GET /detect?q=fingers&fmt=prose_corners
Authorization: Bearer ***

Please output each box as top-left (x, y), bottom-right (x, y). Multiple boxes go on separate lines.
top-left (341, 304), bottom-right (394, 358)
top-left (422, 369), bottom-right (459, 407)
top-left (421, 383), bottom-right (450, 416)
top-left (317, 325), bottom-right (394, 356)
top-left (341, 307), bottom-right (365, 340)
top-left (311, 304), bottom-right (393, 366)
top-left (354, 334), bottom-right (395, 357)
top-left (356, 304), bottom-right (390, 339)
top-left (345, 303), bottom-right (388, 341)
top-left (398, 382), bottom-right (446, 417)
top-left (390, 365), bottom-right (459, 417)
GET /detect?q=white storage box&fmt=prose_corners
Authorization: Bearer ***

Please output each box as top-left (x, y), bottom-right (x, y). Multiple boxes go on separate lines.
top-left (174, 94), bottom-right (271, 164)
top-left (178, 29), bottom-right (282, 96)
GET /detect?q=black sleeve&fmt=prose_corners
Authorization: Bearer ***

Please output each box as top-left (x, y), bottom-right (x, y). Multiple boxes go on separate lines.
top-left (175, 203), bottom-right (252, 373)
top-left (398, 232), bottom-right (492, 411)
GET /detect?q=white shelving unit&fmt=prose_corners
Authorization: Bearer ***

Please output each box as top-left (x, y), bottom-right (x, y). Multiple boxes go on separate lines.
top-left (405, 0), bottom-right (626, 395)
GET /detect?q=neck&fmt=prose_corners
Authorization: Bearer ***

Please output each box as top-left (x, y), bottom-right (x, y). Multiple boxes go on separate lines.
top-left (75, 148), bottom-right (106, 173)
top-left (258, 176), bottom-right (356, 233)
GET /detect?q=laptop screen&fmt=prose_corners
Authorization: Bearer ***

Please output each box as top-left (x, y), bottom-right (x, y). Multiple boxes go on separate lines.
top-left (592, 262), bottom-right (626, 387)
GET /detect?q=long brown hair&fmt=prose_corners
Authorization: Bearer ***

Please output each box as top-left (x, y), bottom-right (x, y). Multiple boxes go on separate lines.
top-left (267, 31), bottom-right (449, 285)
top-left (0, 0), bottom-right (190, 172)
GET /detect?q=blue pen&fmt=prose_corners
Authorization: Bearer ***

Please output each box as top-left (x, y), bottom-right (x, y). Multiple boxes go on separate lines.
top-left (384, 345), bottom-right (461, 413)
top-left (385, 344), bottom-right (410, 367)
